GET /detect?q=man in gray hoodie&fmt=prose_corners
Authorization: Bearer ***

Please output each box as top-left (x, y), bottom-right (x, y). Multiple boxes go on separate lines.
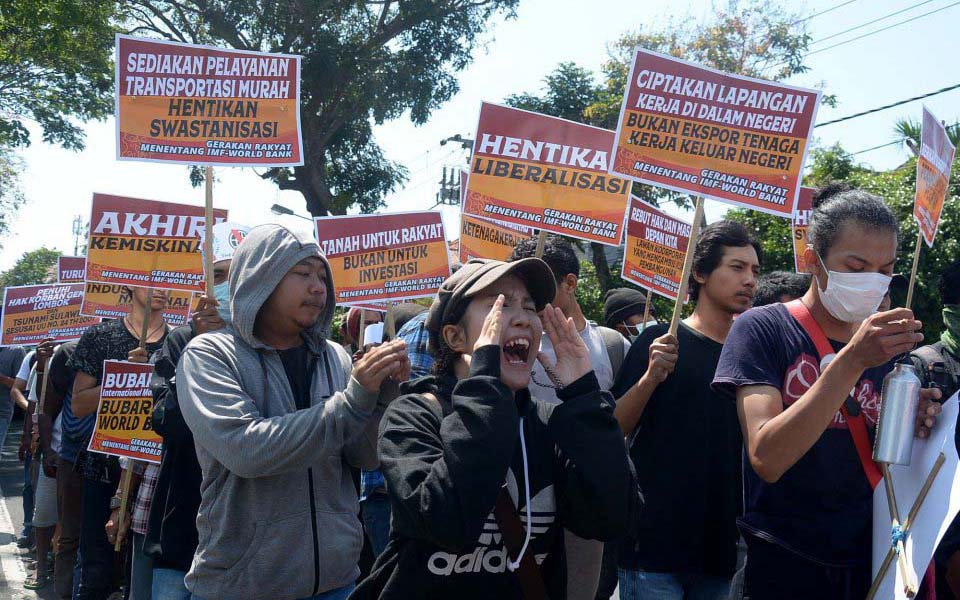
top-left (178, 224), bottom-right (410, 600)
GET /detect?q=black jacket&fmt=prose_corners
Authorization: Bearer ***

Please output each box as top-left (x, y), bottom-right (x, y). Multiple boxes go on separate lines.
top-left (350, 345), bottom-right (641, 600)
top-left (144, 324), bottom-right (202, 571)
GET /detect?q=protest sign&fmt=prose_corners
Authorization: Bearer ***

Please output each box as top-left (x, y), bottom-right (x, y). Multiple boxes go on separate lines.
top-left (115, 34), bottom-right (303, 167)
top-left (914, 106), bottom-right (956, 247)
top-left (316, 212), bottom-right (450, 304)
top-left (85, 193), bottom-right (227, 293)
top-left (87, 360), bottom-right (162, 464)
top-left (871, 394), bottom-right (959, 599)
top-left (80, 283), bottom-right (193, 327)
top-left (621, 197), bottom-right (692, 301)
top-left (58, 256), bottom-right (87, 283)
top-left (611, 48), bottom-right (821, 217)
top-left (1, 284), bottom-right (100, 346)
top-left (791, 187), bottom-right (816, 273)
top-left (463, 102), bottom-right (630, 245)
top-left (459, 214), bottom-right (533, 263)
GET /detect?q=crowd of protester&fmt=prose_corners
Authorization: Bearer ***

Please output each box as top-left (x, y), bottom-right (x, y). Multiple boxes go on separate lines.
top-left (1, 184), bottom-right (959, 600)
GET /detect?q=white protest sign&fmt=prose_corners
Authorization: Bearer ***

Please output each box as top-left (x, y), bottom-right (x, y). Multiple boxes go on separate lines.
top-left (363, 323), bottom-right (384, 345)
top-left (872, 393), bottom-right (960, 599)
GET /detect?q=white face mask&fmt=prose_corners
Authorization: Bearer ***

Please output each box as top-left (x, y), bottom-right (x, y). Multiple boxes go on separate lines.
top-left (816, 254), bottom-right (892, 323)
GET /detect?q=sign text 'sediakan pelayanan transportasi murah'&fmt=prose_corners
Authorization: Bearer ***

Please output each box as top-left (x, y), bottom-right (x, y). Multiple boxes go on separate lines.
top-left (115, 34), bottom-right (302, 167)
top-left (611, 49), bottom-right (821, 217)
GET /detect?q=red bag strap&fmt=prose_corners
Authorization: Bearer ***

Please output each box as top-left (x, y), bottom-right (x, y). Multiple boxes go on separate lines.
top-left (784, 300), bottom-right (883, 490)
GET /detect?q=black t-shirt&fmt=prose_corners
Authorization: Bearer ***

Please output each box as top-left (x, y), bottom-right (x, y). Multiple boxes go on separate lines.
top-left (279, 344), bottom-right (314, 411)
top-left (610, 321), bottom-right (738, 577)
top-left (67, 318), bottom-right (167, 479)
top-left (712, 304), bottom-right (892, 567)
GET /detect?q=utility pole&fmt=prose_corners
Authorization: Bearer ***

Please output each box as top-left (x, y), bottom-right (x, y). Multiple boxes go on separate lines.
top-left (72, 215), bottom-right (88, 256)
top-left (433, 135), bottom-right (474, 208)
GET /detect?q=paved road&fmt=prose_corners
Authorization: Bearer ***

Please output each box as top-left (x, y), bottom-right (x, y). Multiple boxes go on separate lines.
top-left (0, 420), bottom-right (57, 600)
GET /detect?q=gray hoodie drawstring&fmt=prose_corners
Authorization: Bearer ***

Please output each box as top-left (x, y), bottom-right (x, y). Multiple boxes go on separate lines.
top-left (507, 417), bottom-right (532, 572)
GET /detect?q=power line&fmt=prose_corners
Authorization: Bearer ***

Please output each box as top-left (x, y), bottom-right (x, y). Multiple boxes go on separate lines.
top-left (849, 140), bottom-right (901, 156)
top-left (809, 0), bottom-right (938, 46)
top-left (814, 81), bottom-right (960, 128)
top-left (805, 0), bottom-right (960, 57)
top-left (790, 0), bottom-right (859, 25)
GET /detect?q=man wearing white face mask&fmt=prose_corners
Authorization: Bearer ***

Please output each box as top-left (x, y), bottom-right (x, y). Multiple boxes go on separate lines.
top-left (713, 188), bottom-right (943, 600)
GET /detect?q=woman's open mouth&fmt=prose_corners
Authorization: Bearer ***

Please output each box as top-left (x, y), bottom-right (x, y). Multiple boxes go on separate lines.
top-left (503, 337), bottom-right (531, 365)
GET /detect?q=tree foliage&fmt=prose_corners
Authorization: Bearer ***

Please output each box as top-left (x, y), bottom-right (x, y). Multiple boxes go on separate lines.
top-left (119, 0), bottom-right (519, 216)
top-left (893, 118), bottom-right (960, 150)
top-left (0, 147), bottom-right (25, 247)
top-left (0, 0), bottom-right (115, 149)
top-left (0, 247), bottom-right (62, 288)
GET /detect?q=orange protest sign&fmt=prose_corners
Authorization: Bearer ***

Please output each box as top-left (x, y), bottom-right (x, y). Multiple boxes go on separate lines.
top-left (116, 34), bottom-right (303, 166)
top-left (87, 360), bottom-right (162, 464)
top-left (611, 49), bottom-right (821, 218)
top-left (316, 212), bottom-right (451, 304)
top-left (621, 197), bottom-right (692, 301)
top-left (463, 102), bottom-right (631, 245)
top-left (80, 283), bottom-right (194, 327)
top-left (791, 187), bottom-right (816, 273)
top-left (914, 106), bottom-right (956, 247)
top-left (1, 284), bottom-right (100, 346)
top-left (85, 193), bottom-right (227, 293)
top-left (58, 257), bottom-right (87, 283)
top-left (459, 214), bottom-right (533, 263)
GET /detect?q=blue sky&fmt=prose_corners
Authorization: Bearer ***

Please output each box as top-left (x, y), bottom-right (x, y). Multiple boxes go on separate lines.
top-left (3, 0), bottom-right (958, 270)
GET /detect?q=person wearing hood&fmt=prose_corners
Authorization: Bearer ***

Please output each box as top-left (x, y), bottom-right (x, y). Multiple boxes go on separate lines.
top-left (351, 258), bottom-right (641, 600)
top-left (138, 222), bottom-right (248, 600)
top-left (177, 224), bottom-right (409, 600)
top-left (712, 190), bottom-right (942, 599)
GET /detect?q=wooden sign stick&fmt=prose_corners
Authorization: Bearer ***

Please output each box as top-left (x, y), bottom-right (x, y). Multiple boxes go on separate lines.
top-left (204, 165), bottom-right (215, 298)
top-left (114, 467), bottom-right (133, 552)
top-left (881, 463), bottom-right (918, 596)
top-left (139, 288), bottom-right (154, 351)
top-left (534, 230), bottom-right (547, 259)
top-left (669, 197), bottom-right (704, 336)
top-left (358, 310), bottom-right (366, 349)
top-left (905, 232), bottom-right (923, 310)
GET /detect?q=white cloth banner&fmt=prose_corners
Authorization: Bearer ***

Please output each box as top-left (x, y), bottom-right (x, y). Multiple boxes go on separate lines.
top-left (872, 393), bottom-right (960, 599)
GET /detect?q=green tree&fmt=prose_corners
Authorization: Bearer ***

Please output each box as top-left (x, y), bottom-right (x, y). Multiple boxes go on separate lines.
top-left (0, 248), bottom-right (62, 288)
top-left (893, 118), bottom-right (960, 151)
top-left (121, 0), bottom-right (518, 216)
top-left (0, 147), bottom-right (25, 247)
top-left (0, 0), bottom-right (115, 149)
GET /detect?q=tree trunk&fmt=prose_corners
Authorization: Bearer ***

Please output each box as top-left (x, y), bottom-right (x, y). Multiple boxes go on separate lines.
top-left (590, 242), bottom-right (613, 293)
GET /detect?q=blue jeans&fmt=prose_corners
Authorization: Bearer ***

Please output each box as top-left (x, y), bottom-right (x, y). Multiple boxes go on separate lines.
top-left (130, 532), bottom-right (154, 600)
top-left (151, 568), bottom-right (190, 600)
top-left (361, 493), bottom-right (391, 557)
top-left (21, 453), bottom-right (34, 539)
top-left (193, 584), bottom-right (354, 600)
top-left (618, 569), bottom-right (730, 600)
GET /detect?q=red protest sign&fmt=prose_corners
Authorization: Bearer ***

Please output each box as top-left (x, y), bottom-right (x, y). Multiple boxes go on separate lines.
top-left (85, 193), bottom-right (227, 293)
top-left (611, 49), bottom-right (821, 218)
top-left (116, 34), bottom-right (303, 167)
top-left (316, 212), bottom-right (450, 304)
top-left (463, 102), bottom-right (631, 246)
top-left (791, 187), bottom-right (816, 273)
top-left (58, 256), bottom-right (87, 283)
top-left (621, 197), bottom-right (692, 301)
top-left (1, 284), bottom-right (100, 346)
top-left (87, 360), bottom-right (162, 464)
top-left (914, 106), bottom-right (957, 247)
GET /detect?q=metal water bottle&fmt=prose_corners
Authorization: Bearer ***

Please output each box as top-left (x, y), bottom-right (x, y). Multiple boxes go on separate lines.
top-left (872, 361), bottom-right (922, 465)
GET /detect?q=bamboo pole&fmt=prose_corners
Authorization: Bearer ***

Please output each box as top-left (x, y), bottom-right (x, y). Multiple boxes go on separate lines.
top-left (114, 468), bottom-right (133, 552)
top-left (534, 230), bottom-right (547, 258)
top-left (204, 166), bottom-right (215, 298)
top-left (641, 289), bottom-right (653, 332)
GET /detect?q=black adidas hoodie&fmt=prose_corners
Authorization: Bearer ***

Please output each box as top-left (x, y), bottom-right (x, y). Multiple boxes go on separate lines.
top-left (350, 345), bottom-right (642, 600)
